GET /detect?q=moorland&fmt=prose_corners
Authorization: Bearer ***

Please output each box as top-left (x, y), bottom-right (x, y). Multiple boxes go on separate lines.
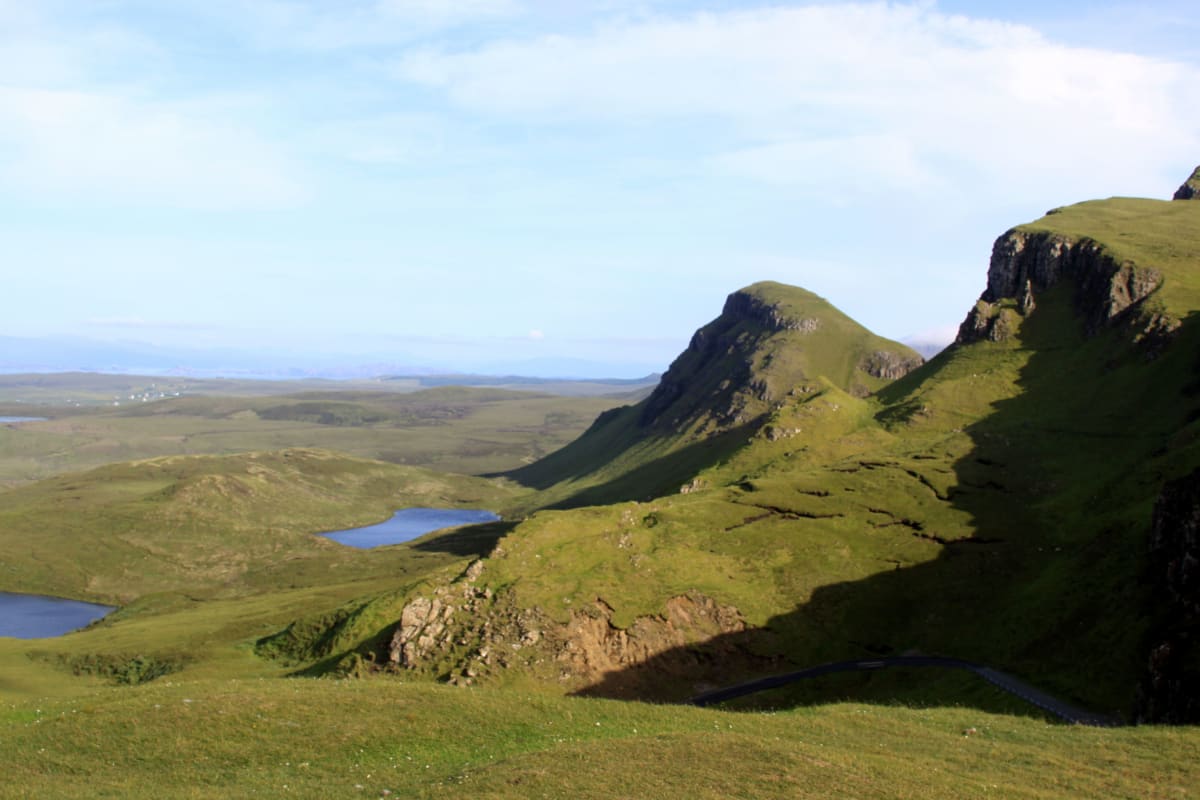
top-left (2, 172), bottom-right (1200, 798)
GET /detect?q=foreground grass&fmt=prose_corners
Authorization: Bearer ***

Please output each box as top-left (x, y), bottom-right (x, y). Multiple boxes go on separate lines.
top-left (0, 676), bottom-right (1194, 799)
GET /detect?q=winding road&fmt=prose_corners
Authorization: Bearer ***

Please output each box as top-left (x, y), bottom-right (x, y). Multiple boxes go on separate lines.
top-left (688, 655), bottom-right (1121, 727)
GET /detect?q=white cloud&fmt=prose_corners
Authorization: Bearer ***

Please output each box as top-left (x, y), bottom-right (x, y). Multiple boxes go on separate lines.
top-left (0, 87), bottom-right (307, 210)
top-left (0, 2), bottom-right (306, 210)
top-left (392, 3), bottom-right (1200, 200)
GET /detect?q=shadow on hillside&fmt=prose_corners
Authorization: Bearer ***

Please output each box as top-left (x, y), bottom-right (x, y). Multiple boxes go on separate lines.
top-left (408, 521), bottom-right (518, 558)
top-left (506, 422), bottom-right (760, 510)
top-left (569, 297), bottom-right (1200, 722)
top-left (543, 424), bottom-right (759, 509)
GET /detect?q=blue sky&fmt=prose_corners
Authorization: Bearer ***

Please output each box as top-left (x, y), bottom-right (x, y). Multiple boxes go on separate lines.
top-left (3, 0), bottom-right (1198, 376)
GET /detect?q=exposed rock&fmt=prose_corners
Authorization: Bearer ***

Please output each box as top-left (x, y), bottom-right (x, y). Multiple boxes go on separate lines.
top-left (1018, 279), bottom-right (1036, 315)
top-left (1173, 165), bottom-right (1200, 200)
top-left (387, 558), bottom-right (495, 669)
top-left (1137, 468), bottom-right (1200, 723)
top-left (858, 350), bottom-right (924, 380)
top-left (721, 289), bottom-right (819, 334)
top-left (554, 593), bottom-right (748, 687)
top-left (958, 300), bottom-right (1021, 344)
top-left (765, 425), bottom-right (800, 442)
top-left (957, 229), bottom-right (1164, 344)
top-left (463, 558), bottom-right (485, 583)
top-left (636, 291), bottom-right (786, 431)
top-left (389, 596), bottom-right (447, 668)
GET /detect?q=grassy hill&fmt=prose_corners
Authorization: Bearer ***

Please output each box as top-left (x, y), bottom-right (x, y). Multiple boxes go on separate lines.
top-left (3, 179), bottom-right (1200, 796)
top-left (506, 281), bottom-right (923, 510)
top-left (0, 448), bottom-right (520, 603)
top-left (277, 187), bottom-right (1200, 722)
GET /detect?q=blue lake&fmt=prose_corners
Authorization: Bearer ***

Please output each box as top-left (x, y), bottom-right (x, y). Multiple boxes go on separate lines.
top-left (322, 507), bottom-right (501, 549)
top-left (0, 416), bottom-right (47, 424)
top-left (0, 592), bottom-right (115, 639)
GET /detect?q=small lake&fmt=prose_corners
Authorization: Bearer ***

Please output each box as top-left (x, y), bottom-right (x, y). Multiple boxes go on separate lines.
top-left (0, 416), bottom-right (47, 424)
top-left (322, 508), bottom-right (501, 549)
top-left (0, 592), bottom-right (115, 639)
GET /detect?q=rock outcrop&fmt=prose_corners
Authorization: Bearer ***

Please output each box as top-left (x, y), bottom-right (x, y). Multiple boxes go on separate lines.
top-left (504, 280), bottom-right (923, 505)
top-left (1137, 468), bottom-right (1200, 723)
top-left (383, 557), bottom-right (764, 697)
top-left (557, 593), bottom-right (748, 690)
top-left (638, 282), bottom-right (922, 433)
top-left (859, 349), bottom-right (925, 380)
top-left (386, 559), bottom-right (538, 683)
top-left (1174, 165), bottom-right (1200, 200)
top-left (720, 288), bottom-right (822, 334)
top-left (957, 230), bottom-right (1164, 344)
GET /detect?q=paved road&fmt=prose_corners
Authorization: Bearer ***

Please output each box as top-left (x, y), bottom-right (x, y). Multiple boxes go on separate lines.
top-left (689, 655), bottom-right (1121, 726)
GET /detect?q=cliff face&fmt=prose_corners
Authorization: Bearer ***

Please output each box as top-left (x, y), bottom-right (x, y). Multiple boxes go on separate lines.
top-left (504, 280), bottom-right (923, 506)
top-left (638, 288), bottom-right (819, 432)
top-left (639, 282), bottom-right (922, 434)
top-left (957, 229), bottom-right (1167, 345)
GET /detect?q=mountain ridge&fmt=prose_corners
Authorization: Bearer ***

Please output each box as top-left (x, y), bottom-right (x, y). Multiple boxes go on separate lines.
top-left (504, 280), bottom-right (922, 509)
top-left (301, 168), bottom-right (1200, 722)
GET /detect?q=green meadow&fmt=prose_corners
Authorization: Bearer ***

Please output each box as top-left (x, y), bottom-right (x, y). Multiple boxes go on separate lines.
top-left (0, 379), bottom-right (632, 485)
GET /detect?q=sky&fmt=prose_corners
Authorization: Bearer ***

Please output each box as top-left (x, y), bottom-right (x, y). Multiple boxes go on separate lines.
top-left (3, 0), bottom-right (1199, 377)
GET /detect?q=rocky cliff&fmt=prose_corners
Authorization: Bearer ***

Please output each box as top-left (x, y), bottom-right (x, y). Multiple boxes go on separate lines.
top-left (960, 168), bottom-right (1200, 347)
top-left (957, 229), bottom-right (1167, 345)
top-left (505, 281), bottom-right (922, 506)
top-left (639, 282), bottom-right (922, 434)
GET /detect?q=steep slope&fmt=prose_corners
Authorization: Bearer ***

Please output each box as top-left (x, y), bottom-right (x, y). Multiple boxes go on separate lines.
top-left (506, 281), bottom-right (922, 508)
top-left (274, 171), bottom-right (1200, 722)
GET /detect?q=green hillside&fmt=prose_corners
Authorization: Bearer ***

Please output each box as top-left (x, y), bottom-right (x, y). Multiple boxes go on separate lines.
top-left (0, 448), bottom-right (520, 603)
top-left (3, 176), bottom-right (1200, 797)
top-left (506, 281), bottom-right (923, 509)
top-left (282, 185), bottom-right (1200, 722)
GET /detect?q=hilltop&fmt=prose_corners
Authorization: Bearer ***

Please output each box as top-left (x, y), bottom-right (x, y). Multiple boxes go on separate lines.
top-left (506, 281), bottom-right (922, 509)
top-left (261, 170), bottom-right (1200, 723)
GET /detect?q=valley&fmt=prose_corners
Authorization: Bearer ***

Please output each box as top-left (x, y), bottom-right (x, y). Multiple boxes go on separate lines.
top-left (2, 173), bottom-right (1200, 797)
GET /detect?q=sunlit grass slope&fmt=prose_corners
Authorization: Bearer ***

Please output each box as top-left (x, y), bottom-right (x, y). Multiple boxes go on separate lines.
top-left (411, 193), bottom-right (1200, 717)
top-left (3, 189), bottom-right (1199, 799)
top-left (507, 281), bottom-right (923, 510)
top-left (0, 677), bottom-right (1196, 799)
top-left (0, 448), bottom-right (520, 603)
top-left (1022, 197), bottom-right (1200, 314)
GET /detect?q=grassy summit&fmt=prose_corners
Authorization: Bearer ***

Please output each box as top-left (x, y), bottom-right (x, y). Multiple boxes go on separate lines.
top-left (300, 184), bottom-right (1200, 720)
top-left (506, 281), bottom-right (922, 509)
